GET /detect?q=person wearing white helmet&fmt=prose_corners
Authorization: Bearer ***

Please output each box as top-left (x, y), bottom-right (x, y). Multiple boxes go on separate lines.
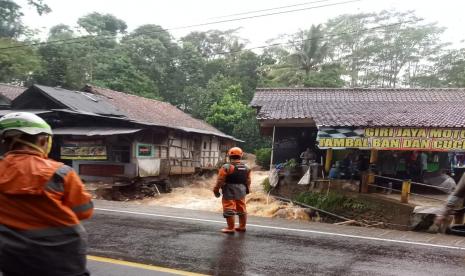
top-left (0, 112), bottom-right (93, 276)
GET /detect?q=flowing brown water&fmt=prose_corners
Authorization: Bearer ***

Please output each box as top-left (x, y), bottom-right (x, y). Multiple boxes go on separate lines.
top-left (137, 169), bottom-right (311, 221)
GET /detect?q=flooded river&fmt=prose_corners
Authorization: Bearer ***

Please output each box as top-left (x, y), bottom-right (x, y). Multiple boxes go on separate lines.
top-left (136, 170), bottom-right (311, 221)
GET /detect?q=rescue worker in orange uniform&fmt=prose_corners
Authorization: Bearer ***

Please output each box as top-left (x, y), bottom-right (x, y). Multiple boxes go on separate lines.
top-left (0, 112), bottom-right (94, 276)
top-left (213, 147), bottom-right (251, 233)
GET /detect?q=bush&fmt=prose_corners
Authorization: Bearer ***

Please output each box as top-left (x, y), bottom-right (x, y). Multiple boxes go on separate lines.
top-left (283, 158), bottom-right (298, 169)
top-left (255, 148), bottom-right (272, 169)
top-left (294, 192), bottom-right (367, 213)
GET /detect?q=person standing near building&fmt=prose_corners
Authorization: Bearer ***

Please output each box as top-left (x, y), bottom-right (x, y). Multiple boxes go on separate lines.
top-left (0, 112), bottom-right (93, 276)
top-left (213, 147), bottom-right (251, 233)
top-left (300, 147), bottom-right (316, 165)
top-left (436, 172), bottom-right (465, 227)
top-left (420, 151), bottom-right (429, 180)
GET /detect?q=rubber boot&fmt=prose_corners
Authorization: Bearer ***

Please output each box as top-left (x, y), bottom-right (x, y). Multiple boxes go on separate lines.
top-left (221, 216), bottom-right (235, 234)
top-left (235, 214), bottom-right (247, 232)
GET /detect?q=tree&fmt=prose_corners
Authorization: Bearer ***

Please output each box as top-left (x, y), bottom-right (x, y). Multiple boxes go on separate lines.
top-left (303, 64), bottom-right (344, 87)
top-left (0, 38), bottom-right (41, 83)
top-left (232, 111), bottom-right (270, 152)
top-left (34, 24), bottom-right (90, 89)
top-left (122, 24), bottom-right (178, 100)
top-left (325, 13), bottom-right (376, 87)
top-left (410, 48), bottom-right (465, 87)
top-left (206, 85), bottom-right (249, 134)
top-left (0, 0), bottom-right (24, 38)
top-left (0, 0), bottom-right (50, 38)
top-left (227, 50), bottom-right (260, 102)
top-left (91, 52), bottom-right (159, 98)
top-left (190, 74), bottom-right (234, 119)
top-left (181, 29), bottom-right (246, 59)
top-left (325, 10), bottom-right (446, 87)
top-left (77, 12), bottom-right (127, 36)
top-left (289, 25), bottom-right (330, 76)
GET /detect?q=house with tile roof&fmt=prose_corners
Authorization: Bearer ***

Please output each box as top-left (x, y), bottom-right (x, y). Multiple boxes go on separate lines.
top-left (0, 83), bottom-right (24, 102)
top-left (251, 87), bottom-right (465, 190)
top-left (5, 84), bottom-right (237, 186)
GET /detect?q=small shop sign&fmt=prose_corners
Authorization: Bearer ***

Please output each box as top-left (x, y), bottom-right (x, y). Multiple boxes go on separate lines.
top-left (317, 127), bottom-right (465, 151)
top-left (61, 140), bottom-right (107, 160)
top-left (136, 143), bottom-right (155, 158)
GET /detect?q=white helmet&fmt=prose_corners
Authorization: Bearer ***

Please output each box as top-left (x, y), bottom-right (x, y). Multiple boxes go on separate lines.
top-left (0, 112), bottom-right (52, 137)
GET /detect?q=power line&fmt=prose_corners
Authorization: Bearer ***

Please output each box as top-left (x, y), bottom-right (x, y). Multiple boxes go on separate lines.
top-left (72, 19), bottom-right (423, 64)
top-left (214, 19), bottom-right (424, 56)
top-left (0, 0), bottom-right (362, 52)
top-left (207, 0), bottom-right (336, 20)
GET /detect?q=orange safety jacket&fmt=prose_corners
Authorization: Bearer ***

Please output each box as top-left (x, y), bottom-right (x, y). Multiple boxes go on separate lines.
top-left (0, 150), bottom-right (93, 275)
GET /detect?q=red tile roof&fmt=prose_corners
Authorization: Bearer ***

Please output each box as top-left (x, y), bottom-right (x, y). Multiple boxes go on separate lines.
top-left (85, 86), bottom-right (230, 137)
top-left (251, 88), bottom-right (465, 127)
top-left (0, 83), bottom-right (25, 101)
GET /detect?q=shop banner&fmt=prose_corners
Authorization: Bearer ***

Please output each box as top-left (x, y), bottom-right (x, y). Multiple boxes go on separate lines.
top-left (317, 127), bottom-right (465, 151)
top-left (61, 140), bottom-right (107, 160)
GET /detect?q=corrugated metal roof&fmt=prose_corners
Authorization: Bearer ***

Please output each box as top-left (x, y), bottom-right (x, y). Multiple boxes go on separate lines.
top-left (52, 127), bottom-right (142, 136)
top-left (33, 85), bottom-right (127, 117)
top-left (251, 88), bottom-right (465, 127)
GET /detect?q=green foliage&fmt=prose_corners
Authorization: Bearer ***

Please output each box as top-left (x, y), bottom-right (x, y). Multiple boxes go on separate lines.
top-left (77, 12), bottom-right (127, 35)
top-left (91, 53), bottom-right (159, 98)
top-left (0, 0), bottom-right (50, 38)
top-left (26, 0), bottom-right (51, 15)
top-left (283, 159), bottom-right (298, 169)
top-left (0, 38), bottom-right (41, 83)
top-left (206, 85), bottom-right (249, 134)
top-left (303, 64), bottom-right (345, 87)
top-left (289, 24), bottom-right (329, 76)
top-left (261, 177), bottom-right (272, 193)
top-left (295, 192), bottom-right (368, 213)
top-left (0, 0), bottom-right (23, 38)
top-left (255, 148), bottom-right (271, 169)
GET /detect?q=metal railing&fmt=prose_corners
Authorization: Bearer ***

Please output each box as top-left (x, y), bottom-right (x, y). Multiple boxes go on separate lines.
top-left (361, 173), bottom-right (448, 204)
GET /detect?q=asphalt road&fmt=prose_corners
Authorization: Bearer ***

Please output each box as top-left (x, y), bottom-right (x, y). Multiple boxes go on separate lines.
top-left (84, 200), bottom-right (465, 276)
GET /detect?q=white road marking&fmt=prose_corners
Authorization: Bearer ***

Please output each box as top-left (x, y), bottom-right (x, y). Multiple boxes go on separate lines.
top-left (95, 207), bottom-right (465, 251)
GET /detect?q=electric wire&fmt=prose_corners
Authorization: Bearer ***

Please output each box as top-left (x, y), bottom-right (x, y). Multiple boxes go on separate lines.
top-left (207, 0), bottom-right (337, 20)
top-left (32, 19), bottom-right (422, 61)
top-left (0, 0), bottom-right (362, 51)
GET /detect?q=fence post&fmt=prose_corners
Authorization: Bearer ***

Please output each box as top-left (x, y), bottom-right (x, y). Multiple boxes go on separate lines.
top-left (325, 148), bottom-right (333, 173)
top-left (401, 180), bottom-right (411, 203)
top-left (361, 172), bottom-right (370, 193)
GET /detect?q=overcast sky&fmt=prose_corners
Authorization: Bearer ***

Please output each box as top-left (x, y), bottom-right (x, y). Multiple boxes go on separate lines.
top-left (18, 0), bottom-right (465, 48)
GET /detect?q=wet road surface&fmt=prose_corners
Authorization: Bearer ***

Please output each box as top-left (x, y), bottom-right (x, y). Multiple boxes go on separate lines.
top-left (84, 200), bottom-right (465, 275)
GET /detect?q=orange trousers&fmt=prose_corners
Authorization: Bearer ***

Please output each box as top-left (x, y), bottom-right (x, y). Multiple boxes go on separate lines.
top-left (222, 198), bottom-right (246, 218)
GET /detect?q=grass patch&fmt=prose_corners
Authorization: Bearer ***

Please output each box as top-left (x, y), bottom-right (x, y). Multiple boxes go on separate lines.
top-left (294, 191), bottom-right (368, 214)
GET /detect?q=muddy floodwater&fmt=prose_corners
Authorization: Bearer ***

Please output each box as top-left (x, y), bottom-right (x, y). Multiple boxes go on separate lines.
top-left (136, 170), bottom-right (312, 221)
